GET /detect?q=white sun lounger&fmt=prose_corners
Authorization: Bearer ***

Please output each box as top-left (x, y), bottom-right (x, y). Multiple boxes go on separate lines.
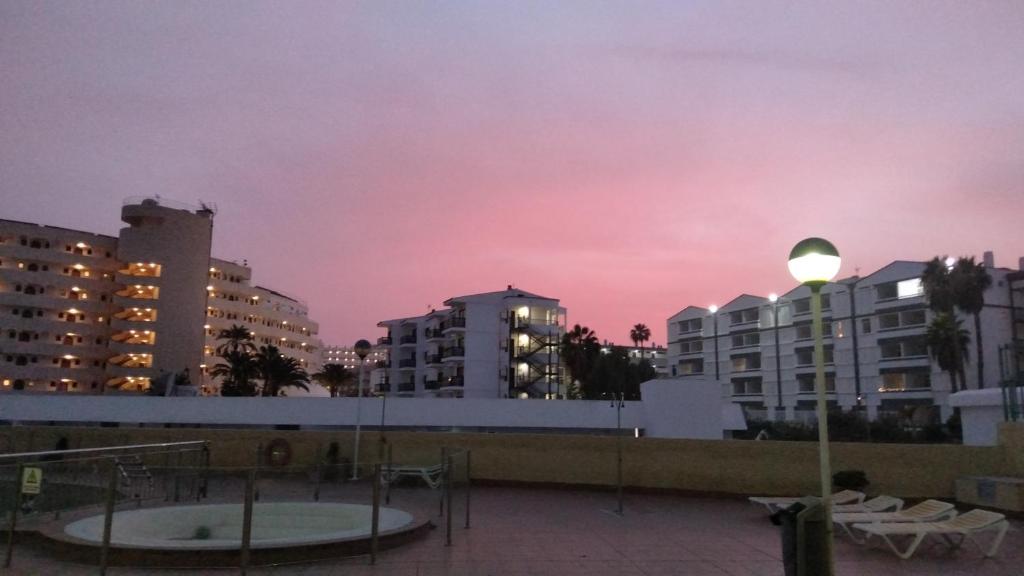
top-left (381, 463), bottom-right (444, 489)
top-left (833, 499), bottom-right (956, 542)
top-left (749, 489), bottom-right (864, 514)
top-left (832, 495), bottom-right (904, 514)
top-left (852, 509), bottom-right (1010, 559)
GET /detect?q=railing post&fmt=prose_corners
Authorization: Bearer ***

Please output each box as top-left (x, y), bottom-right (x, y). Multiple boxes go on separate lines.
top-left (99, 460), bottom-right (118, 576)
top-left (438, 447), bottom-right (447, 517)
top-left (313, 442), bottom-right (323, 502)
top-left (370, 463), bottom-right (381, 565)
top-left (3, 463), bottom-right (23, 568)
top-left (385, 442), bottom-right (393, 505)
top-left (240, 469), bottom-right (255, 576)
top-left (200, 442), bottom-right (210, 500)
top-left (464, 450), bottom-right (471, 530)
top-left (172, 449), bottom-right (182, 503)
top-left (445, 454), bottom-right (453, 547)
top-left (253, 443), bottom-right (262, 502)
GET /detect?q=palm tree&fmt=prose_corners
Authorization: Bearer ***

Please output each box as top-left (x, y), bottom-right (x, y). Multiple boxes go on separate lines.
top-left (630, 323), bottom-right (651, 360)
top-left (951, 257), bottom-right (992, 389)
top-left (211, 349), bottom-right (258, 396)
top-left (216, 324), bottom-right (255, 356)
top-left (560, 324), bottom-right (600, 394)
top-left (921, 256), bottom-right (966, 391)
top-left (254, 345), bottom-right (310, 397)
top-left (921, 257), bottom-right (956, 314)
top-left (313, 363), bottom-right (356, 397)
top-left (926, 313), bottom-right (970, 393)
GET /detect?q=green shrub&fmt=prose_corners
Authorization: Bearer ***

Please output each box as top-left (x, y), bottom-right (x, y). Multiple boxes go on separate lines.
top-left (193, 526), bottom-right (212, 540)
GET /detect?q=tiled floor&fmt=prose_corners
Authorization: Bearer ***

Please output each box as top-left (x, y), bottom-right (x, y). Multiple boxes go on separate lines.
top-left (5, 482), bottom-right (1022, 575)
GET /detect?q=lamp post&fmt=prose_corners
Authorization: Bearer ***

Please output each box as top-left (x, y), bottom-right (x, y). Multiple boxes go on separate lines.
top-left (788, 237), bottom-right (841, 576)
top-left (769, 294), bottom-right (784, 420)
top-left (611, 389), bottom-right (625, 516)
top-left (378, 366), bottom-right (388, 460)
top-left (709, 305), bottom-right (720, 381)
top-left (351, 339), bottom-right (371, 481)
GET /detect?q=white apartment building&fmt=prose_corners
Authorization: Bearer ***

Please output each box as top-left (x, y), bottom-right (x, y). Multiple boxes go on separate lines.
top-left (0, 198), bottom-right (321, 395)
top-left (375, 287), bottom-right (566, 398)
top-left (667, 254), bottom-right (1024, 422)
top-left (601, 342), bottom-right (669, 377)
top-left (202, 258), bottom-right (322, 395)
top-left (320, 344), bottom-right (388, 391)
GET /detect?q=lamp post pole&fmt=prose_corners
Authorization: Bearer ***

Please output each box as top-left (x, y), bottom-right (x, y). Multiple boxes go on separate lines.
top-left (771, 295), bottom-right (783, 419)
top-left (379, 374), bottom-right (388, 461)
top-left (352, 339), bottom-right (371, 481)
top-left (709, 306), bottom-right (720, 381)
top-left (788, 237), bottom-right (841, 576)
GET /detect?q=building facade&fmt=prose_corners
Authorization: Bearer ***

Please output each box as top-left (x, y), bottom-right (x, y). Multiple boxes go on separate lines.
top-left (0, 198), bottom-right (321, 395)
top-left (375, 287), bottom-right (566, 398)
top-left (667, 254), bottom-right (1024, 422)
top-left (202, 258), bottom-right (322, 395)
top-left (600, 342), bottom-right (669, 377)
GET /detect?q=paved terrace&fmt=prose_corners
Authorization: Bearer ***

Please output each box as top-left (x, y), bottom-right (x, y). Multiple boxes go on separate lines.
top-left (6, 482), bottom-right (1022, 576)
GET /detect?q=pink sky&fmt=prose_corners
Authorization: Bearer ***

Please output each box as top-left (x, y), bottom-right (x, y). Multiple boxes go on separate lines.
top-left (3, 1), bottom-right (1024, 346)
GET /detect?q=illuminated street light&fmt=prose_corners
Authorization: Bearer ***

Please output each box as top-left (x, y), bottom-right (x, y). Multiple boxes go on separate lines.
top-left (788, 237), bottom-right (840, 576)
top-left (351, 338), bottom-right (371, 480)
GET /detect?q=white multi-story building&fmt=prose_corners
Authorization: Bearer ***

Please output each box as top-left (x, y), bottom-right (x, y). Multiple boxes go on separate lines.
top-left (375, 287), bottom-right (566, 398)
top-left (0, 197), bottom-right (321, 395)
top-left (600, 342), bottom-right (669, 377)
top-left (202, 258), bottom-right (321, 395)
top-left (667, 253), bottom-right (1024, 422)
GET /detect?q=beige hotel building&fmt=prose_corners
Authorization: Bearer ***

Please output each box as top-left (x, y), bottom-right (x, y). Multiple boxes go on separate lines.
top-left (0, 197), bottom-right (321, 395)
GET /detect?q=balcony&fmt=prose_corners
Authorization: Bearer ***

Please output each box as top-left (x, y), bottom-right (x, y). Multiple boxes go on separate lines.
top-left (398, 380), bottom-right (416, 393)
top-left (441, 317), bottom-right (466, 331)
top-left (377, 336), bottom-right (392, 346)
top-left (376, 382), bottom-right (391, 393)
top-left (424, 353), bottom-right (443, 365)
top-left (442, 375), bottom-right (464, 388)
top-left (398, 358), bottom-right (417, 369)
top-left (423, 377), bottom-right (441, 390)
top-left (424, 328), bottom-right (445, 341)
top-left (442, 346), bottom-right (465, 360)
top-left (399, 334), bottom-right (418, 346)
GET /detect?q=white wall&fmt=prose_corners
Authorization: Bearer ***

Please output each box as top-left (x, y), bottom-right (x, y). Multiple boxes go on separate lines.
top-left (0, 380), bottom-right (733, 439)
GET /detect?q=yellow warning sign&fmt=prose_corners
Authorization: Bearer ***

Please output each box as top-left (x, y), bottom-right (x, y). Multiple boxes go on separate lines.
top-left (21, 467), bottom-right (42, 495)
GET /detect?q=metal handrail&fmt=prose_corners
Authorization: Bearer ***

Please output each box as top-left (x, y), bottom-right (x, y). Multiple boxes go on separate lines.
top-left (0, 440), bottom-right (207, 463)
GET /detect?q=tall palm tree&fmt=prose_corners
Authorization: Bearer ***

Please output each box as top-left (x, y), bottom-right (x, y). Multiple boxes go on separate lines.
top-left (211, 349), bottom-right (258, 396)
top-left (254, 345), bottom-right (310, 397)
top-left (560, 324), bottom-right (600, 394)
top-left (921, 257), bottom-right (956, 314)
top-left (312, 363), bottom-right (356, 397)
top-left (951, 257), bottom-right (992, 389)
top-left (216, 324), bottom-right (255, 356)
top-left (926, 313), bottom-right (970, 393)
top-left (630, 323), bottom-right (651, 360)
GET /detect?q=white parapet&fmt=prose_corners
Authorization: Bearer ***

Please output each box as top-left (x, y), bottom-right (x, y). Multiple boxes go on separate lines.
top-left (949, 388), bottom-right (1008, 446)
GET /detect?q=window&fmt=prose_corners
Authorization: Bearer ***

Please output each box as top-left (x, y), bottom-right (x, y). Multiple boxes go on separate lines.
top-left (879, 370), bottom-right (931, 392)
top-left (797, 373), bottom-right (836, 393)
top-left (796, 345), bottom-right (834, 366)
top-left (731, 353), bottom-right (761, 372)
top-left (732, 377), bottom-right (763, 395)
top-left (678, 358), bottom-right (704, 375)
top-left (879, 337), bottom-right (928, 359)
top-left (793, 294), bottom-right (830, 315)
top-left (877, 308), bottom-right (927, 330)
top-left (795, 322), bottom-right (832, 340)
top-left (897, 278), bottom-right (924, 299)
top-left (678, 339), bottom-right (703, 354)
top-left (861, 318), bottom-right (872, 334)
top-left (731, 332), bottom-right (760, 348)
top-left (729, 308), bottom-right (759, 325)
top-left (678, 318), bottom-right (703, 334)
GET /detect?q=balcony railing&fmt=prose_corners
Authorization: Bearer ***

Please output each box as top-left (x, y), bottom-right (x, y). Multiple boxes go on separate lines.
top-left (398, 380), bottom-right (416, 392)
top-left (443, 376), bottom-right (465, 388)
top-left (377, 336), bottom-right (392, 345)
top-left (399, 334), bottom-right (417, 345)
top-left (424, 328), bottom-right (445, 340)
top-left (442, 346), bottom-right (465, 359)
top-left (377, 382), bottom-right (391, 393)
top-left (423, 377), bottom-right (441, 390)
top-left (441, 317), bottom-right (466, 331)
top-left (398, 358), bottom-right (417, 368)
top-left (424, 353), bottom-right (443, 364)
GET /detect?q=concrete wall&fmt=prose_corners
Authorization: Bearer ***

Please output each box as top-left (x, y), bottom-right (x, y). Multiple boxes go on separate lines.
top-left (3, 424), bottom-right (1018, 499)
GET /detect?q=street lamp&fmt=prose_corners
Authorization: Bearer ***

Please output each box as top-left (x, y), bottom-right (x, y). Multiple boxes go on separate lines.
top-left (708, 305), bottom-right (719, 381)
top-left (611, 389), bottom-right (626, 516)
top-left (788, 237), bottom-right (841, 576)
top-left (351, 338), bottom-right (371, 481)
top-left (769, 293), bottom-right (783, 419)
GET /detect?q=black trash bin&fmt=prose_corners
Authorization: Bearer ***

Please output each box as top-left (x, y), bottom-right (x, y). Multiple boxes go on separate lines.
top-left (771, 497), bottom-right (828, 576)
